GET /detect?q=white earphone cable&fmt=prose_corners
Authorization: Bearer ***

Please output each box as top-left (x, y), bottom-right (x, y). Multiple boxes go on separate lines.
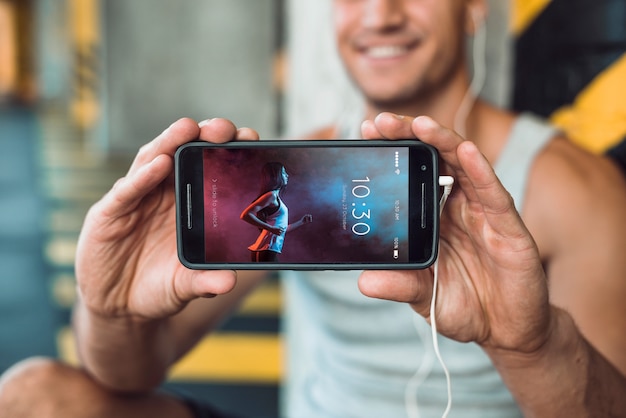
top-left (405, 9), bottom-right (485, 418)
top-left (453, 15), bottom-right (487, 138)
top-left (405, 178), bottom-right (454, 418)
top-left (431, 180), bottom-right (454, 418)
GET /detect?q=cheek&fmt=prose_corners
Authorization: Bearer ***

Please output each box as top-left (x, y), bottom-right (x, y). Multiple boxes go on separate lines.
top-left (333, 3), bottom-right (360, 45)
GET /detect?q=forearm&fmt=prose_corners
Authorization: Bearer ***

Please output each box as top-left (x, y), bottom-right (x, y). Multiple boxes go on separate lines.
top-left (287, 221), bottom-right (302, 232)
top-left (485, 307), bottom-right (626, 417)
top-left (72, 299), bottom-right (175, 393)
top-left (242, 213), bottom-right (274, 232)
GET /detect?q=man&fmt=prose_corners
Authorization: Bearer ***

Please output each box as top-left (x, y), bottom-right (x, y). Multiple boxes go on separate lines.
top-left (282, 0), bottom-right (626, 416)
top-left (1, 0), bottom-right (626, 417)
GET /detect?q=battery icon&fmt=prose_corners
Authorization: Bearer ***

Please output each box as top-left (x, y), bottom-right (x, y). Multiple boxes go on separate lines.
top-left (393, 250), bottom-right (399, 259)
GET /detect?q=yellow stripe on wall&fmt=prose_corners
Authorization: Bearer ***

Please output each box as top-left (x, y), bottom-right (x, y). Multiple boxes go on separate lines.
top-left (511, 0), bottom-right (552, 36)
top-left (551, 54), bottom-right (626, 154)
top-left (238, 281), bottom-right (282, 316)
top-left (169, 333), bottom-right (282, 383)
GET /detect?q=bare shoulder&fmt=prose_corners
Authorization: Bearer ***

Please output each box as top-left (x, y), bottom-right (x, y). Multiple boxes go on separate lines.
top-left (538, 135), bottom-right (626, 202)
top-left (525, 134), bottom-right (626, 253)
top-left (252, 190), bottom-right (278, 208)
top-left (525, 135), bottom-right (626, 373)
top-left (536, 135), bottom-right (623, 200)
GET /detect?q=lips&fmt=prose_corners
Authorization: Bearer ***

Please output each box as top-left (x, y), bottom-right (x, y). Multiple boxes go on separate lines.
top-left (355, 34), bottom-right (421, 61)
top-left (363, 45), bottom-right (410, 59)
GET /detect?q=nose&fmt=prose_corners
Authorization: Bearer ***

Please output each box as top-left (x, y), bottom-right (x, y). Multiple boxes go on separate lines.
top-left (363, 0), bottom-right (406, 30)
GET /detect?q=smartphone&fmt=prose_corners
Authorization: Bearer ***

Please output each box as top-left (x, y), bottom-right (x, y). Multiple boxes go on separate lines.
top-left (175, 140), bottom-right (439, 270)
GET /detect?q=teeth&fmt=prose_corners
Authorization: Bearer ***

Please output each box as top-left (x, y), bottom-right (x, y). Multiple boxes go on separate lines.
top-left (366, 45), bottom-right (407, 59)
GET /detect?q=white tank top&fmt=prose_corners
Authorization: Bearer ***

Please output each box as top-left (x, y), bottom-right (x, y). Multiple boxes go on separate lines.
top-left (281, 114), bottom-right (557, 418)
top-left (248, 197), bottom-right (288, 253)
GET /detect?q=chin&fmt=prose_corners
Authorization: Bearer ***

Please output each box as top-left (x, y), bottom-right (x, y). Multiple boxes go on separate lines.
top-left (351, 74), bottom-right (421, 104)
top-left (363, 88), bottom-right (420, 110)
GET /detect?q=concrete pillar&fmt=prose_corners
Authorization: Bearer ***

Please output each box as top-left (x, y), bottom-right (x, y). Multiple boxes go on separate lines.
top-left (99, 0), bottom-right (280, 154)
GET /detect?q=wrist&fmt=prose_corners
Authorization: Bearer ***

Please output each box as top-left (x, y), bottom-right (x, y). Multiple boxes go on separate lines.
top-left (485, 307), bottom-right (588, 415)
top-left (73, 300), bottom-right (174, 392)
top-left (486, 306), bottom-right (582, 368)
top-left (78, 296), bottom-right (161, 327)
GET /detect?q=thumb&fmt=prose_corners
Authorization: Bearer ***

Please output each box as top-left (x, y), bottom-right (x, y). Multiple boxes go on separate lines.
top-left (174, 270), bottom-right (238, 302)
top-left (358, 270), bottom-right (434, 317)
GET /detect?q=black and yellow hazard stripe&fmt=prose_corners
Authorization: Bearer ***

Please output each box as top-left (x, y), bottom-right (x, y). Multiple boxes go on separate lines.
top-left (511, 0), bottom-right (626, 171)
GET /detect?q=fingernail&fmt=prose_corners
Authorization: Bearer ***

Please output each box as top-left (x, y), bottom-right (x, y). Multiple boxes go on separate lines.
top-left (415, 115), bottom-right (435, 125)
top-left (199, 119), bottom-right (213, 127)
top-left (394, 114), bottom-right (406, 120)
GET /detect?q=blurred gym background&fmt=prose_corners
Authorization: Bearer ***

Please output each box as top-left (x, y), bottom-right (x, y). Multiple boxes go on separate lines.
top-left (0, 1), bottom-right (624, 417)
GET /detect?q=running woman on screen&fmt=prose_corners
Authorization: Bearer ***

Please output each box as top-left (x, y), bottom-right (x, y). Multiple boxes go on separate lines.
top-left (240, 162), bottom-right (313, 262)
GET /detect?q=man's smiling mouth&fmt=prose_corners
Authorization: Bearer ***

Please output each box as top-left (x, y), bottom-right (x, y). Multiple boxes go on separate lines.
top-left (364, 45), bottom-right (410, 59)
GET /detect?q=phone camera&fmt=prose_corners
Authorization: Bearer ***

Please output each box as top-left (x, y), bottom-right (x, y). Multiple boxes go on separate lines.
top-left (421, 165), bottom-right (427, 172)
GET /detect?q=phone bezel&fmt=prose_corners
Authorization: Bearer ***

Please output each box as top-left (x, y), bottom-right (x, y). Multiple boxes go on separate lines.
top-left (175, 140), bottom-right (439, 270)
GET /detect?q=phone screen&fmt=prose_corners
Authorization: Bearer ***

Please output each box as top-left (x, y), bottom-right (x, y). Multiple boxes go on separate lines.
top-left (176, 140), bottom-right (438, 270)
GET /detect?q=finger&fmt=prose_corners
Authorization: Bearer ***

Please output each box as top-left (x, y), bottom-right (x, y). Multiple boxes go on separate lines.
top-left (457, 141), bottom-right (532, 242)
top-left (129, 118), bottom-right (201, 175)
top-left (175, 270), bottom-right (238, 302)
top-left (411, 116), bottom-right (464, 166)
top-left (358, 270), bottom-right (434, 316)
top-left (361, 119), bottom-right (380, 139)
top-left (457, 141), bottom-right (509, 209)
top-left (409, 116), bottom-right (482, 201)
top-left (198, 118), bottom-right (239, 144)
top-left (236, 127), bottom-right (260, 141)
top-left (100, 153), bottom-right (173, 217)
top-left (361, 113), bottom-right (415, 139)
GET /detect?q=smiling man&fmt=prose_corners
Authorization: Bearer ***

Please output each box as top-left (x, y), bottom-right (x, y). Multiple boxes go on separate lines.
top-left (1, 1), bottom-right (626, 417)
top-left (282, 0), bottom-right (626, 416)
top-left (334, 0), bottom-right (469, 113)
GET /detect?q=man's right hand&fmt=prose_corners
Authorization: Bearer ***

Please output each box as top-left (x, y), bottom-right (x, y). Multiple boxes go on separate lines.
top-left (75, 118), bottom-right (258, 321)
